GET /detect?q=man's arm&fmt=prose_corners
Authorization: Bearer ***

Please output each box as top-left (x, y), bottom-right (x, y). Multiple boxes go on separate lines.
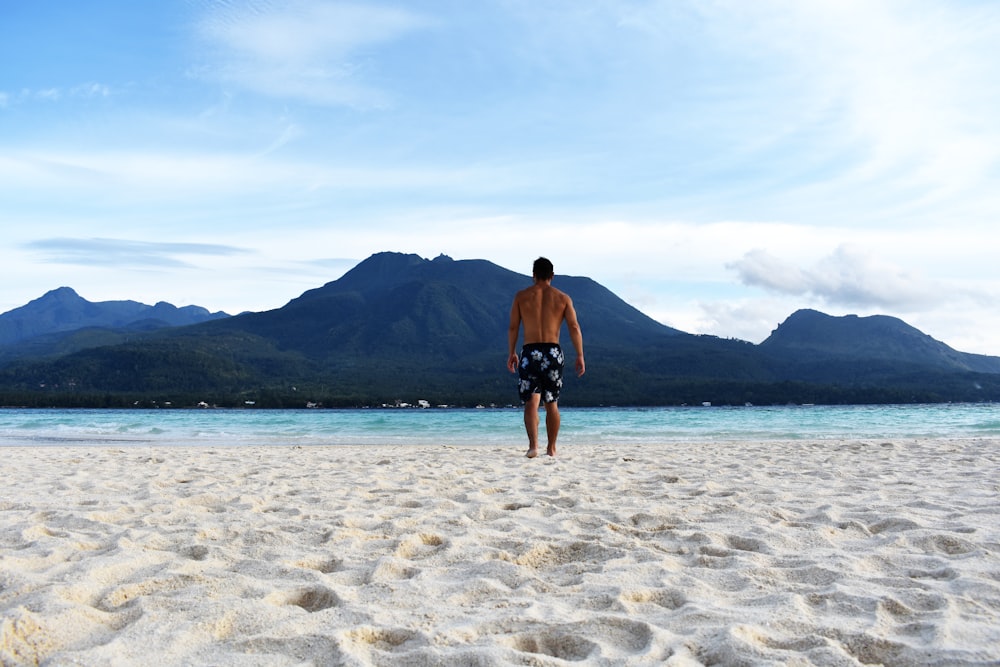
top-left (507, 297), bottom-right (522, 373)
top-left (564, 297), bottom-right (585, 377)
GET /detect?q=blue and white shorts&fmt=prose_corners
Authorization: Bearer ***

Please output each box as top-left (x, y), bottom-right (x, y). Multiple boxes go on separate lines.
top-left (518, 343), bottom-right (565, 404)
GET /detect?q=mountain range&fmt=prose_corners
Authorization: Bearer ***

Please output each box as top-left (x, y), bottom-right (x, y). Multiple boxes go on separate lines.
top-left (2, 252), bottom-right (999, 407)
top-left (0, 287), bottom-right (228, 362)
top-left (0, 286), bottom-right (228, 344)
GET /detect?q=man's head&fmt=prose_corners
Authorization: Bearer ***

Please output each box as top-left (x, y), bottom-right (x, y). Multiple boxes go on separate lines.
top-left (533, 257), bottom-right (554, 281)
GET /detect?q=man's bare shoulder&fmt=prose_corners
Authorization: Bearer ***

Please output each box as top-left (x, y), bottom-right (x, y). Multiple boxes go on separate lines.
top-left (514, 285), bottom-right (535, 297)
top-left (513, 286), bottom-right (537, 303)
top-left (545, 285), bottom-right (572, 303)
top-left (514, 283), bottom-right (571, 306)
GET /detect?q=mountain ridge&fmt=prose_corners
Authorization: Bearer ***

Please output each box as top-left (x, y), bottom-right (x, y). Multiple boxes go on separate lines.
top-left (0, 286), bottom-right (230, 348)
top-left (203, 252), bottom-right (681, 360)
top-left (761, 308), bottom-right (1000, 374)
top-left (2, 252), bottom-right (999, 406)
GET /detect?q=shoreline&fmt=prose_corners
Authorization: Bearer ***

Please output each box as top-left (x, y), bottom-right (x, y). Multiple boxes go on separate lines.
top-left (2, 440), bottom-right (999, 665)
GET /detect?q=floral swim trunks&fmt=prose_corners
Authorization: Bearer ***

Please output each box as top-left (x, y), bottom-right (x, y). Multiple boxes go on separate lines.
top-left (518, 343), bottom-right (565, 404)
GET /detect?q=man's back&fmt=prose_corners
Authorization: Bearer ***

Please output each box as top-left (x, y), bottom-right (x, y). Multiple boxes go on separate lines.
top-left (514, 283), bottom-right (571, 344)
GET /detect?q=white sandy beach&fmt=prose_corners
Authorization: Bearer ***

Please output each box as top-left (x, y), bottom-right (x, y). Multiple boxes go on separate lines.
top-left (1, 439), bottom-right (998, 666)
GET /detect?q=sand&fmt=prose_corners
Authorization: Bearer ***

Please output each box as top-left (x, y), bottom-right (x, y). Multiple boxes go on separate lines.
top-left (1, 438), bottom-right (998, 666)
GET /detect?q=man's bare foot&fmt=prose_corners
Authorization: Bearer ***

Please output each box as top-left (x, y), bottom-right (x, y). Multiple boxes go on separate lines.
top-left (546, 446), bottom-right (556, 457)
top-left (526, 448), bottom-right (539, 458)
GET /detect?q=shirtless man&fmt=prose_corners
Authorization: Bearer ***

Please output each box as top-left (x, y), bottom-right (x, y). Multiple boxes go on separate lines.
top-left (507, 257), bottom-right (585, 458)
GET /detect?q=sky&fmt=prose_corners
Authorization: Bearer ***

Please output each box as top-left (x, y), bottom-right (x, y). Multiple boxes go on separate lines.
top-left (3, 1), bottom-right (1000, 354)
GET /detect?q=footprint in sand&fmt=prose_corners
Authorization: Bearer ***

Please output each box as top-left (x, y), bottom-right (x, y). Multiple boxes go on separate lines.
top-left (291, 556), bottom-right (342, 574)
top-left (724, 534), bottom-right (768, 553)
top-left (341, 626), bottom-right (425, 654)
top-left (510, 631), bottom-right (598, 662)
top-left (503, 502), bottom-right (532, 511)
top-left (177, 544), bottom-right (209, 561)
top-left (367, 557), bottom-right (419, 582)
top-left (265, 585), bottom-right (340, 613)
top-left (916, 533), bottom-right (978, 556)
top-left (394, 532), bottom-right (446, 560)
top-left (509, 617), bottom-right (654, 662)
top-left (867, 517), bottom-right (921, 534)
top-left (234, 635), bottom-right (344, 664)
top-left (508, 541), bottom-right (624, 571)
top-left (700, 625), bottom-right (830, 664)
top-left (621, 587), bottom-right (687, 610)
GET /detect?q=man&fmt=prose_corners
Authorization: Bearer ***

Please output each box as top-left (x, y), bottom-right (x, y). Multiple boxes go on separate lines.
top-left (507, 257), bottom-right (585, 458)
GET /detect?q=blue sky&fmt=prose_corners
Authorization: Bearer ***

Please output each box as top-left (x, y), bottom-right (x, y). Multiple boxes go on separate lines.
top-left (3, 1), bottom-right (1000, 353)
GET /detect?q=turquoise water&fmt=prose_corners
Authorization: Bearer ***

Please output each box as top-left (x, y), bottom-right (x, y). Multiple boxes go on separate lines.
top-left (1, 404), bottom-right (999, 447)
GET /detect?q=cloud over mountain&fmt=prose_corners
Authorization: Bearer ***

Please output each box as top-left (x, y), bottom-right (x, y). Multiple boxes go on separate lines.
top-left (729, 245), bottom-right (945, 310)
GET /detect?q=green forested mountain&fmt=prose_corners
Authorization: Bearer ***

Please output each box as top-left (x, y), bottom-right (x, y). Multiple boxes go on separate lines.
top-left (2, 253), bottom-right (1000, 407)
top-left (0, 286), bottom-right (229, 348)
top-left (202, 252), bottom-right (681, 357)
top-left (760, 309), bottom-right (1000, 374)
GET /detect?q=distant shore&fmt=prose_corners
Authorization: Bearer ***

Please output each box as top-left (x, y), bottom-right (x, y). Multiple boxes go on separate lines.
top-left (2, 439), bottom-right (998, 665)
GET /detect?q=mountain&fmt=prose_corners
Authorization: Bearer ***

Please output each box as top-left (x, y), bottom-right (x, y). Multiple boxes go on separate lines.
top-left (761, 309), bottom-right (1000, 376)
top-left (203, 252), bottom-right (682, 359)
top-left (2, 254), bottom-right (1000, 407)
top-left (0, 287), bottom-right (229, 347)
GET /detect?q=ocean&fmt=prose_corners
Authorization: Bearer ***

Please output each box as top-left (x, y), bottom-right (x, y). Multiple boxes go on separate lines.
top-left (2, 403), bottom-right (999, 448)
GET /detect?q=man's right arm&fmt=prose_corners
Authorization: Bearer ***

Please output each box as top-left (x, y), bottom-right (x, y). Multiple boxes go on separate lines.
top-left (507, 296), bottom-right (522, 373)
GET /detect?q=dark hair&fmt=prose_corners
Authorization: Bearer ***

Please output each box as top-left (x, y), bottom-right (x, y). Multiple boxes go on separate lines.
top-left (533, 257), bottom-right (554, 280)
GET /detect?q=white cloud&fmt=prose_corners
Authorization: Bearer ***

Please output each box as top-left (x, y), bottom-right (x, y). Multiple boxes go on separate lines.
top-left (71, 83), bottom-right (111, 98)
top-left (24, 237), bottom-right (250, 269)
top-left (695, 297), bottom-right (797, 344)
top-left (728, 244), bottom-right (948, 310)
top-left (195, 0), bottom-right (429, 107)
top-left (36, 88), bottom-right (61, 101)
top-left (0, 149), bottom-right (523, 205)
top-left (0, 84), bottom-right (112, 108)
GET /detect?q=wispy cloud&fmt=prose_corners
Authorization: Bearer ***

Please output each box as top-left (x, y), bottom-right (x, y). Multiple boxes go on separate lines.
top-left (0, 148), bottom-right (551, 209)
top-left (0, 83), bottom-right (112, 108)
top-left (691, 0), bottom-right (1000, 213)
top-left (193, 0), bottom-right (429, 107)
top-left (71, 83), bottom-right (111, 98)
top-left (25, 238), bottom-right (251, 268)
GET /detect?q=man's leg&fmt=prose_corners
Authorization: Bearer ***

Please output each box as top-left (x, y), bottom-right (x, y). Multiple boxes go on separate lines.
top-left (523, 393), bottom-right (541, 457)
top-left (544, 401), bottom-right (560, 456)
